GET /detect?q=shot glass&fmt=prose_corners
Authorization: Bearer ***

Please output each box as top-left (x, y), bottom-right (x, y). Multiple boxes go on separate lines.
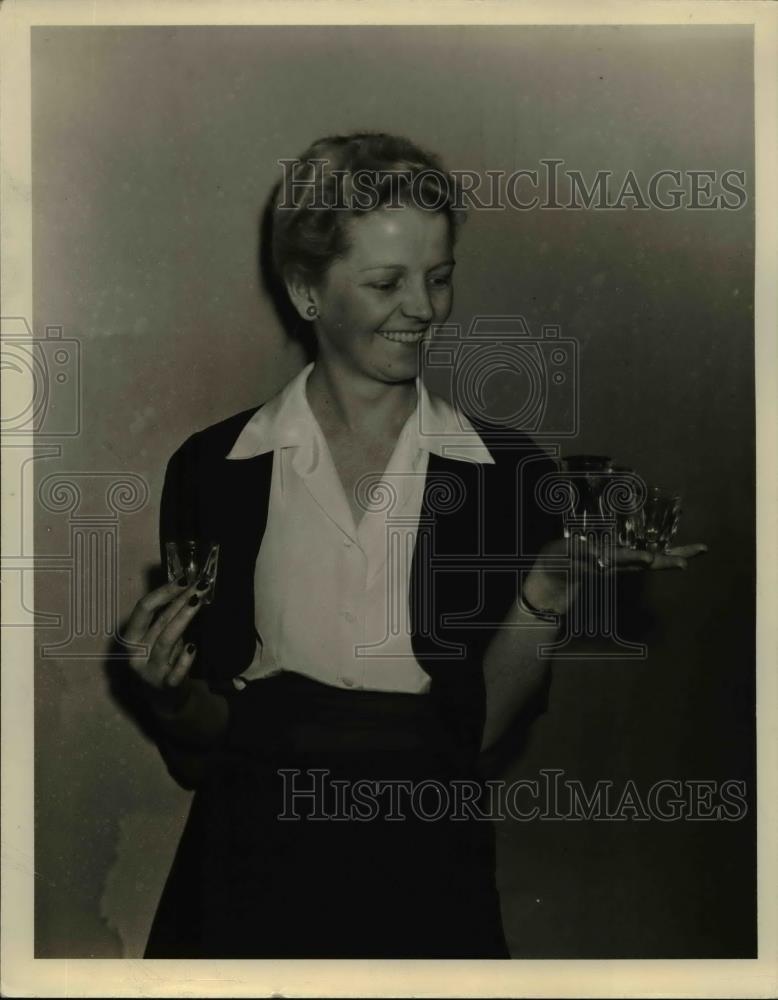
top-left (609, 465), bottom-right (643, 549)
top-left (165, 539), bottom-right (220, 605)
top-left (634, 488), bottom-right (682, 554)
top-left (558, 454), bottom-right (614, 538)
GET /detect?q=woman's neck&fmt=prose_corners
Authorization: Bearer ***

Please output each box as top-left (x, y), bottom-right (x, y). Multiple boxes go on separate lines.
top-left (306, 358), bottom-right (417, 440)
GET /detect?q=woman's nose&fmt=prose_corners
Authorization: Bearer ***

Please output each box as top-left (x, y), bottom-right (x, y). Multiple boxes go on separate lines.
top-left (401, 281), bottom-right (434, 324)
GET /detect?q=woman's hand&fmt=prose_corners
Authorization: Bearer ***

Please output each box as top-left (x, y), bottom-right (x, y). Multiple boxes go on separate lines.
top-left (123, 577), bottom-right (210, 710)
top-left (522, 537), bottom-right (709, 617)
top-left (596, 542), bottom-right (708, 573)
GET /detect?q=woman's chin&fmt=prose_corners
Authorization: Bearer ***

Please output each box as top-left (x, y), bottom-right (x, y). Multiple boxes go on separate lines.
top-left (374, 357), bottom-right (420, 383)
top-left (370, 343), bottom-right (422, 379)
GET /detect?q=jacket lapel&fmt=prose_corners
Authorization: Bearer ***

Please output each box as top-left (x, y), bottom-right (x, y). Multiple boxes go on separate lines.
top-left (196, 450), bottom-right (274, 684)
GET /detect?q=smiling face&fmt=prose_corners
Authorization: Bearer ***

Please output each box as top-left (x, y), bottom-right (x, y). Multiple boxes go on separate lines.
top-left (288, 204), bottom-right (455, 384)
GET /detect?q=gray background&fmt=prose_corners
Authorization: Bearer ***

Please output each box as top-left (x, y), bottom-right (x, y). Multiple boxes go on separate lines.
top-left (31, 25), bottom-right (755, 957)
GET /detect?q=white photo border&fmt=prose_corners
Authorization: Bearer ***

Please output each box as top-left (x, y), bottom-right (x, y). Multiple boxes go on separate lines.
top-left (1, 1), bottom-right (776, 996)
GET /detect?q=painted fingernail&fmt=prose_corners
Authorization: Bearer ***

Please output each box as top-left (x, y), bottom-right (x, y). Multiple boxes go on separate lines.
top-left (195, 575), bottom-right (210, 592)
top-left (176, 575), bottom-right (188, 586)
top-left (188, 594), bottom-right (200, 607)
top-left (186, 642), bottom-right (196, 654)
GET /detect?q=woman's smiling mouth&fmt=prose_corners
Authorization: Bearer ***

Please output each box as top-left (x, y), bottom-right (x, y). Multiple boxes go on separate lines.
top-left (376, 330), bottom-right (428, 344)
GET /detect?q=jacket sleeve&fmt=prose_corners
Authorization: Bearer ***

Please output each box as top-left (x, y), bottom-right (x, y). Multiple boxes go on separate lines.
top-left (151, 434), bottom-right (235, 789)
top-left (467, 444), bottom-right (564, 657)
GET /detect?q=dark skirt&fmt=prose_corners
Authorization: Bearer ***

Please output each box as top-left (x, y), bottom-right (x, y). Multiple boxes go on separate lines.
top-left (145, 671), bottom-right (509, 959)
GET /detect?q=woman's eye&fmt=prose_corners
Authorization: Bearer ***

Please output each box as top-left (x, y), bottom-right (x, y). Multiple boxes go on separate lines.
top-left (367, 273), bottom-right (452, 292)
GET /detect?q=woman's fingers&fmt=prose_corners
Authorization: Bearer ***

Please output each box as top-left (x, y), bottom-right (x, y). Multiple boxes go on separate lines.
top-left (149, 592), bottom-right (205, 676)
top-left (124, 581), bottom-right (205, 690)
top-left (665, 543), bottom-right (708, 558)
top-left (595, 548), bottom-right (684, 571)
top-left (646, 552), bottom-right (687, 570)
top-left (609, 547), bottom-right (656, 570)
top-left (165, 642), bottom-right (197, 688)
top-left (124, 578), bottom-right (189, 645)
top-left (530, 537), bottom-right (709, 597)
top-left (168, 636), bottom-right (184, 666)
top-left (567, 541), bottom-right (708, 574)
top-left (615, 542), bottom-right (708, 571)
top-left (144, 579), bottom-right (208, 652)
top-left (600, 543), bottom-right (708, 572)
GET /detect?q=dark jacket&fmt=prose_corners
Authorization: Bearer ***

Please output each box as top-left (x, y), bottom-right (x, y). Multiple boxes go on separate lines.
top-left (155, 404), bottom-right (560, 787)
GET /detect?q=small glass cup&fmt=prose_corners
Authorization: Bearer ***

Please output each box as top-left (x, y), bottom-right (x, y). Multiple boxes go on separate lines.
top-left (609, 465), bottom-right (642, 549)
top-left (165, 539), bottom-right (220, 605)
top-left (633, 488), bottom-right (682, 554)
top-left (558, 454), bottom-right (614, 538)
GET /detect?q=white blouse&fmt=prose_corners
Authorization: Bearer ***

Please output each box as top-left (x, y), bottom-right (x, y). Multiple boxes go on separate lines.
top-left (225, 363), bottom-right (494, 694)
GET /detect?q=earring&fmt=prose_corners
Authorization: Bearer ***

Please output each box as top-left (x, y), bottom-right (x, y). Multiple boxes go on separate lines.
top-left (306, 305), bottom-right (318, 318)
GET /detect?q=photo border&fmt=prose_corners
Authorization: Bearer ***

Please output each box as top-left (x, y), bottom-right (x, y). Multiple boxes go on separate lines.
top-left (2, 1), bottom-right (776, 996)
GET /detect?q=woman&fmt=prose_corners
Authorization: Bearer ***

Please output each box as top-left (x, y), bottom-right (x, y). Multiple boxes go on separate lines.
top-left (124, 133), bottom-right (705, 959)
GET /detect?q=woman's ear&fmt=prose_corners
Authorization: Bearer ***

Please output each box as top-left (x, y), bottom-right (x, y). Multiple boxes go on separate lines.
top-left (284, 272), bottom-right (319, 322)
